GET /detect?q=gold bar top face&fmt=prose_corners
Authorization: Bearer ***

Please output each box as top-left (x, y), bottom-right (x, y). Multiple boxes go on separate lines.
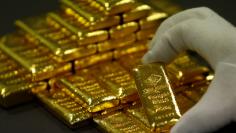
top-left (37, 89), bottom-right (92, 127)
top-left (56, 71), bottom-right (119, 113)
top-left (94, 112), bottom-right (150, 133)
top-left (0, 33), bottom-right (71, 81)
top-left (133, 63), bottom-right (181, 129)
top-left (92, 62), bottom-right (138, 103)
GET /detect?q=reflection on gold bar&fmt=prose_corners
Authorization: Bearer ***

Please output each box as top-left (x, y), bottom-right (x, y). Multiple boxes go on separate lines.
top-left (74, 52), bottom-right (113, 70)
top-left (183, 89), bottom-right (202, 103)
top-left (133, 63), bottom-right (181, 130)
top-left (113, 40), bottom-right (148, 59)
top-left (54, 71), bottom-right (119, 113)
top-left (123, 4), bottom-right (151, 22)
top-left (0, 33), bottom-right (71, 81)
top-left (92, 62), bottom-right (138, 103)
top-left (37, 89), bottom-right (92, 128)
top-left (98, 34), bottom-right (136, 52)
top-left (89, 0), bottom-right (136, 15)
top-left (139, 12), bottom-right (168, 30)
top-left (94, 112), bottom-right (150, 133)
top-left (118, 51), bottom-right (145, 72)
top-left (175, 93), bottom-right (195, 114)
top-left (0, 50), bottom-right (47, 107)
top-left (109, 22), bottom-right (138, 39)
top-left (190, 81), bottom-right (209, 95)
top-left (143, 0), bottom-right (182, 15)
top-left (15, 15), bottom-right (102, 61)
top-left (126, 105), bottom-right (150, 127)
top-left (136, 28), bottom-right (156, 40)
top-left (48, 12), bottom-right (109, 45)
top-left (62, 0), bottom-right (121, 30)
top-left (167, 52), bottom-right (209, 86)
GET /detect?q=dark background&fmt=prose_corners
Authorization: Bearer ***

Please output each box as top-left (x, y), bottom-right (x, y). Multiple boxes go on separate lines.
top-left (0, 0), bottom-right (236, 132)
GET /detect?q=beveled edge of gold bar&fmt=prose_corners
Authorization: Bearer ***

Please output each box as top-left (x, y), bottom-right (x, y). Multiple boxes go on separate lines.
top-left (96, 0), bottom-right (136, 15)
top-left (74, 52), bottom-right (113, 70)
top-left (36, 90), bottom-right (92, 128)
top-left (123, 3), bottom-right (151, 22)
top-left (0, 82), bottom-right (47, 107)
top-left (109, 22), bottom-right (139, 39)
top-left (133, 63), bottom-right (181, 129)
top-left (14, 20), bottom-right (63, 56)
top-left (58, 76), bottom-right (119, 113)
top-left (139, 12), bottom-right (168, 29)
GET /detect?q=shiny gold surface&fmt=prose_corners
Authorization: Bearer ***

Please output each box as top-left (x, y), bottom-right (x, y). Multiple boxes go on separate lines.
top-left (133, 63), bottom-right (181, 130)
top-left (136, 28), bottom-right (156, 40)
top-left (123, 3), bottom-right (151, 22)
top-left (113, 40), bottom-right (148, 59)
top-left (0, 33), bottom-right (71, 81)
top-left (61, 0), bottom-right (121, 30)
top-left (109, 22), bottom-right (139, 39)
top-left (139, 12), bottom-right (168, 30)
top-left (37, 89), bottom-right (92, 128)
top-left (53, 71), bottom-right (119, 113)
top-left (74, 52), bottom-right (113, 70)
top-left (98, 33), bottom-right (136, 52)
top-left (94, 112), bottom-right (150, 132)
top-left (92, 62), bottom-right (138, 103)
top-left (89, 0), bottom-right (136, 15)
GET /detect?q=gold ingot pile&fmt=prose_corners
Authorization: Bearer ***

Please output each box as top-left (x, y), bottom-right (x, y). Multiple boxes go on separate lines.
top-left (0, 0), bottom-right (213, 132)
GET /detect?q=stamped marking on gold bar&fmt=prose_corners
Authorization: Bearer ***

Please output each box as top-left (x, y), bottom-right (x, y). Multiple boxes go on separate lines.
top-left (98, 33), bottom-right (136, 52)
top-left (37, 89), bottom-right (91, 128)
top-left (109, 22), bottom-right (138, 39)
top-left (123, 3), bottom-right (151, 22)
top-left (92, 62), bottom-right (138, 103)
top-left (74, 52), bottom-right (113, 70)
top-left (139, 12), bottom-right (168, 30)
top-left (94, 112), bottom-right (150, 132)
top-left (62, 0), bottom-right (121, 30)
top-left (56, 72), bottom-right (119, 113)
top-left (133, 63), bottom-right (181, 129)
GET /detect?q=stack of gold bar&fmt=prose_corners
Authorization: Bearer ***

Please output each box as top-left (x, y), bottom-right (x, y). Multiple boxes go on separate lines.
top-left (0, 0), bottom-right (213, 132)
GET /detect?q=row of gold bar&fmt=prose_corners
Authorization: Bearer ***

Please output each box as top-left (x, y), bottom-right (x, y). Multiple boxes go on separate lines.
top-left (0, 0), bottom-right (212, 132)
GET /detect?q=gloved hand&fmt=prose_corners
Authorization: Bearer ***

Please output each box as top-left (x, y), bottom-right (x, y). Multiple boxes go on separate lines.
top-left (142, 7), bottom-right (236, 133)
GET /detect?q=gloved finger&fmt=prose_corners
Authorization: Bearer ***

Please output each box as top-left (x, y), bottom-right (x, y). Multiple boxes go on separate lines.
top-left (149, 7), bottom-right (216, 49)
top-left (143, 18), bottom-right (201, 64)
top-left (171, 62), bottom-right (236, 133)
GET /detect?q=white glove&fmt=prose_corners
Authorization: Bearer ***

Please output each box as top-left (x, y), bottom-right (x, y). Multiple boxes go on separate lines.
top-left (142, 7), bottom-right (236, 133)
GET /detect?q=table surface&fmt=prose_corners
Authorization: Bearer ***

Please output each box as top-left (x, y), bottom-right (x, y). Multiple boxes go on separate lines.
top-left (0, 0), bottom-right (236, 132)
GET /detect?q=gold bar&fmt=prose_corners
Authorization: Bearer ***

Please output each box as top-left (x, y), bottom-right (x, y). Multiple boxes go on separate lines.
top-left (109, 22), bottom-right (138, 39)
top-left (54, 71), bottom-right (119, 113)
top-left (118, 51), bottom-right (145, 72)
top-left (48, 12), bottom-right (109, 45)
top-left (123, 3), bottom-right (151, 22)
top-left (62, 0), bottom-right (121, 30)
top-left (0, 50), bottom-right (47, 107)
top-left (90, 0), bottom-right (136, 15)
top-left (139, 12), bottom-right (168, 30)
top-left (166, 52), bottom-right (210, 86)
top-left (97, 33), bottom-right (136, 52)
top-left (0, 33), bottom-right (71, 81)
top-left (183, 89), bottom-right (202, 103)
top-left (15, 15), bottom-right (102, 61)
top-left (36, 89), bottom-right (92, 128)
top-left (175, 93), bottom-right (195, 114)
top-left (113, 40), bottom-right (148, 59)
top-left (94, 112), bottom-right (150, 132)
top-left (74, 52), bottom-right (113, 70)
top-left (133, 63), bottom-right (181, 130)
top-left (136, 28), bottom-right (156, 40)
top-left (91, 62), bottom-right (138, 103)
